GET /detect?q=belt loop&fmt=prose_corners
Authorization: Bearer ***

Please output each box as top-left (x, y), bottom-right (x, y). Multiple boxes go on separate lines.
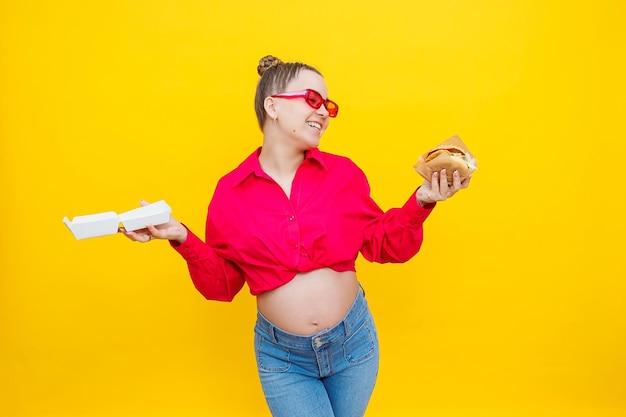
top-left (259, 310), bottom-right (278, 343)
top-left (342, 318), bottom-right (351, 337)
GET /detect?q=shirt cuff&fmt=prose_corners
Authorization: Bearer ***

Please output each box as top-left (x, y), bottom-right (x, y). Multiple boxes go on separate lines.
top-left (169, 227), bottom-right (204, 262)
top-left (401, 189), bottom-right (436, 226)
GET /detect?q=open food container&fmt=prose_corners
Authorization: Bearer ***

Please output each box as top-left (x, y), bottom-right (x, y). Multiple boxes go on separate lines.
top-left (63, 200), bottom-right (171, 240)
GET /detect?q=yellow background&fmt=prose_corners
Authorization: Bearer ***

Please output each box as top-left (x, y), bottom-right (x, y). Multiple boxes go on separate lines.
top-left (1, 1), bottom-right (624, 416)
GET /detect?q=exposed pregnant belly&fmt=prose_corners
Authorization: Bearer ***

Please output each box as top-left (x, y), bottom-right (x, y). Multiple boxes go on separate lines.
top-left (256, 268), bottom-right (359, 336)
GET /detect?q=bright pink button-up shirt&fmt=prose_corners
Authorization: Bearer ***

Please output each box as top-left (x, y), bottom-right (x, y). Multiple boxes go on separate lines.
top-left (172, 147), bottom-right (435, 301)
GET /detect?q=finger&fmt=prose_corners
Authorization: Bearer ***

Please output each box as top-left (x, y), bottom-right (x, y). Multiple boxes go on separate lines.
top-left (138, 232), bottom-right (153, 243)
top-left (439, 169), bottom-right (449, 194)
top-left (123, 230), bottom-right (152, 243)
top-left (120, 229), bottom-right (138, 241)
top-left (429, 172), bottom-right (441, 199)
top-left (461, 175), bottom-right (472, 188)
top-left (140, 199), bottom-right (150, 207)
top-left (122, 230), bottom-right (140, 241)
top-left (451, 170), bottom-right (462, 190)
top-left (430, 172), bottom-right (439, 192)
top-left (146, 224), bottom-right (165, 240)
top-left (430, 171), bottom-right (438, 184)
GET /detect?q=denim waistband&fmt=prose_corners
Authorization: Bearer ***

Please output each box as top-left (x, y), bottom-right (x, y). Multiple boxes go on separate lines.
top-left (255, 285), bottom-right (368, 349)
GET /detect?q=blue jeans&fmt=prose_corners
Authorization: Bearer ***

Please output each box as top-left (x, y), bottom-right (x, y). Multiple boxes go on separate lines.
top-left (254, 286), bottom-right (379, 417)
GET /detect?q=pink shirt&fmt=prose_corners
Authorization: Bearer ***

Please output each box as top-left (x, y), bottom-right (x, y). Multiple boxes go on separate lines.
top-left (172, 147), bottom-right (435, 301)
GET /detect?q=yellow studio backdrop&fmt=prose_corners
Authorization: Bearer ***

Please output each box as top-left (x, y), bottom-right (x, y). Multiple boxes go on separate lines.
top-left (1, 1), bottom-right (624, 416)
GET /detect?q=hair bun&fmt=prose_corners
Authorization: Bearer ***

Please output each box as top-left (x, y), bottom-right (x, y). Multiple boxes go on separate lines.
top-left (257, 55), bottom-right (283, 76)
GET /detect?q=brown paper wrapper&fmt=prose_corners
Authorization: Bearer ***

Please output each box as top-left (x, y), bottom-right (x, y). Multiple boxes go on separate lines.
top-left (414, 135), bottom-right (477, 184)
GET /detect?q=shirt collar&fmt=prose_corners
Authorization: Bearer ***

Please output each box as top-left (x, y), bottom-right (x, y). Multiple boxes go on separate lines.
top-left (231, 147), bottom-right (327, 187)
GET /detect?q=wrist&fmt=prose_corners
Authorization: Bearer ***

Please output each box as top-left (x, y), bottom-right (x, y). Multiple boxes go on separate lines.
top-left (415, 189), bottom-right (433, 207)
top-left (169, 224), bottom-right (188, 245)
top-left (176, 226), bottom-right (188, 244)
top-left (417, 198), bottom-right (436, 209)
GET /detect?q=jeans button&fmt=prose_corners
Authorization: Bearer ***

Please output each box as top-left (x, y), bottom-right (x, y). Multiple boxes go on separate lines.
top-left (314, 337), bottom-right (323, 348)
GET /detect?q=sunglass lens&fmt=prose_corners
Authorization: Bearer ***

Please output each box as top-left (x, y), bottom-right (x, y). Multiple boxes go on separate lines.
top-left (305, 91), bottom-right (324, 109)
top-left (303, 90), bottom-right (338, 117)
top-left (326, 101), bottom-right (338, 117)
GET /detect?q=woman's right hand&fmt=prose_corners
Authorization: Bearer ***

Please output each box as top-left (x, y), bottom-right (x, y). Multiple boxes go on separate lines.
top-left (119, 200), bottom-right (188, 244)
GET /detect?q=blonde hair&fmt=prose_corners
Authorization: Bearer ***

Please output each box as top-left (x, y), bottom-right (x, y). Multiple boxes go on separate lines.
top-left (254, 55), bottom-right (322, 129)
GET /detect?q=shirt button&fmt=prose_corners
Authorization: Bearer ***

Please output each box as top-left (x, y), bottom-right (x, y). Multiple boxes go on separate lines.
top-left (289, 215), bottom-right (295, 221)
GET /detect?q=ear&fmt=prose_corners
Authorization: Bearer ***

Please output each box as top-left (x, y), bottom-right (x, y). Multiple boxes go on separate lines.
top-left (264, 96), bottom-right (278, 120)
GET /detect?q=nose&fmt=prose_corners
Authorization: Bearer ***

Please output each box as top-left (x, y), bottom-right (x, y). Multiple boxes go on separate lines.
top-left (316, 104), bottom-right (330, 117)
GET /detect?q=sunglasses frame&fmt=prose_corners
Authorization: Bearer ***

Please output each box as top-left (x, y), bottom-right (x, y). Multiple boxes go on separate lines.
top-left (271, 89), bottom-right (339, 117)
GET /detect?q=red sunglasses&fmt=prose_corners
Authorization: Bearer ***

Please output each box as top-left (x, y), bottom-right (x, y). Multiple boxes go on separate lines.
top-left (271, 89), bottom-right (339, 117)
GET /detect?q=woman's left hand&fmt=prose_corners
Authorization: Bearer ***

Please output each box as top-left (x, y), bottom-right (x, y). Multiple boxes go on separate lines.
top-left (416, 169), bottom-right (471, 207)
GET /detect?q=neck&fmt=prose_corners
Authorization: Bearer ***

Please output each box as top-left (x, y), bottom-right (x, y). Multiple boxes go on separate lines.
top-left (258, 139), bottom-right (306, 178)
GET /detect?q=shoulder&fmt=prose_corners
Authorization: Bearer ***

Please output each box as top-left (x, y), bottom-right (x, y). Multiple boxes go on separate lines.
top-left (206, 150), bottom-right (260, 212)
top-left (315, 149), bottom-right (371, 192)
top-left (316, 149), bottom-right (364, 174)
top-left (215, 148), bottom-right (261, 189)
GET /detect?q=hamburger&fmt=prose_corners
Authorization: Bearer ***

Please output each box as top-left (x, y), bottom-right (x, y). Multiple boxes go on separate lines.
top-left (414, 135), bottom-right (477, 185)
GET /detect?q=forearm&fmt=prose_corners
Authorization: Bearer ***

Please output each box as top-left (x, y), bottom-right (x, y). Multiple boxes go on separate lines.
top-left (170, 228), bottom-right (245, 301)
top-left (361, 190), bottom-right (435, 263)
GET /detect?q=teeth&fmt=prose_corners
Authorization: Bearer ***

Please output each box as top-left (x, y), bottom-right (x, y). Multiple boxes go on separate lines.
top-left (306, 122), bottom-right (321, 130)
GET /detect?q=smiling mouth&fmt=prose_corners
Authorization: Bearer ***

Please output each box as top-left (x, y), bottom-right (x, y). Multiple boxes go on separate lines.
top-left (306, 121), bottom-right (322, 130)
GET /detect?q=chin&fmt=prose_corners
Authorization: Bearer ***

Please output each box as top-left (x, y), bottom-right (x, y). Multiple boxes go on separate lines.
top-left (306, 137), bottom-right (321, 149)
top-left (292, 129), bottom-right (322, 150)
